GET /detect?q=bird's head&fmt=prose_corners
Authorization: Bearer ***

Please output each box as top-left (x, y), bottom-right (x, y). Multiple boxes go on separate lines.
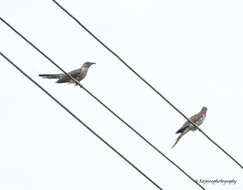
top-left (82, 62), bottom-right (96, 68)
top-left (201, 106), bottom-right (208, 115)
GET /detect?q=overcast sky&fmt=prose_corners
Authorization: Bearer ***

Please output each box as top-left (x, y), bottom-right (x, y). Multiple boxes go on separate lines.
top-left (0, 0), bottom-right (242, 190)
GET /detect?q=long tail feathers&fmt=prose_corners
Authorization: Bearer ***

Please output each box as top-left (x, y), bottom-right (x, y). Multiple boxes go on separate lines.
top-left (39, 74), bottom-right (61, 79)
top-left (171, 127), bottom-right (191, 148)
top-left (171, 133), bottom-right (184, 148)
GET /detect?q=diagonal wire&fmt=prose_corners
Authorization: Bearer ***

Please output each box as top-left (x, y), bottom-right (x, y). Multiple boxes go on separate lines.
top-left (0, 17), bottom-right (206, 190)
top-left (0, 51), bottom-right (164, 190)
top-left (51, 0), bottom-right (243, 169)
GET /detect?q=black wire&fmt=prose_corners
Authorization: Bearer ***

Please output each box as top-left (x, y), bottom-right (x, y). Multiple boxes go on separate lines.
top-left (0, 51), bottom-right (164, 190)
top-left (0, 17), bottom-right (206, 190)
top-left (51, 0), bottom-right (243, 170)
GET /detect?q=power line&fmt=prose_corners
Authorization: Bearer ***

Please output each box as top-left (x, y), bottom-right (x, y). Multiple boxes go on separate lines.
top-left (0, 17), bottom-right (205, 190)
top-left (51, 0), bottom-right (243, 170)
top-left (0, 51), bottom-right (164, 190)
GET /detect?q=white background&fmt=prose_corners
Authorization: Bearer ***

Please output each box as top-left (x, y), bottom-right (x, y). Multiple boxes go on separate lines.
top-left (0, 0), bottom-right (242, 189)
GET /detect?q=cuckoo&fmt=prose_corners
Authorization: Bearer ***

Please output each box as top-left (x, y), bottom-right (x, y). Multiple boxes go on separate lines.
top-left (39, 62), bottom-right (95, 84)
top-left (172, 107), bottom-right (208, 148)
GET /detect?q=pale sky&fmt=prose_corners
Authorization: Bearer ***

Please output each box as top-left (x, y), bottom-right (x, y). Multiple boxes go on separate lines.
top-left (0, 0), bottom-right (242, 189)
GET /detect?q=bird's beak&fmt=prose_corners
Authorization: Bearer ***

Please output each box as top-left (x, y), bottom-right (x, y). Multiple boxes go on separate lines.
top-left (90, 62), bottom-right (96, 66)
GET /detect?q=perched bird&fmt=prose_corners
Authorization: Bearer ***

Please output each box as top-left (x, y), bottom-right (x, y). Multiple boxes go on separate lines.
top-left (172, 107), bottom-right (207, 148)
top-left (39, 62), bottom-right (95, 84)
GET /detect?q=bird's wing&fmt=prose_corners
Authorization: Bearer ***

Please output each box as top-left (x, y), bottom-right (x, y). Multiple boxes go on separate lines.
top-left (56, 69), bottom-right (81, 83)
top-left (175, 113), bottom-right (200, 134)
top-left (176, 120), bottom-right (190, 134)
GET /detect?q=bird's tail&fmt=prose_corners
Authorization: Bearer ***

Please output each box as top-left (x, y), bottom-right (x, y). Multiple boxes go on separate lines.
top-left (39, 74), bottom-right (61, 79)
top-left (171, 128), bottom-right (190, 148)
top-left (171, 127), bottom-right (191, 148)
top-left (171, 133), bottom-right (183, 148)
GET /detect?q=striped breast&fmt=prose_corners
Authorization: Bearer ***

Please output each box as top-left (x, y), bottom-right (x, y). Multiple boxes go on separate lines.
top-left (191, 114), bottom-right (206, 131)
top-left (68, 72), bottom-right (86, 83)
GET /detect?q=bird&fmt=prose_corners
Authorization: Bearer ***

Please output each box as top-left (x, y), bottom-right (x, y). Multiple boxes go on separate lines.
top-left (39, 62), bottom-right (95, 84)
top-left (171, 106), bottom-right (207, 148)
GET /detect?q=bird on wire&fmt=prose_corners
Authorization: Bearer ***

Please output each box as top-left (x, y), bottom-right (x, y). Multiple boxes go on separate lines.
top-left (39, 62), bottom-right (95, 84)
top-left (172, 107), bottom-right (208, 148)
